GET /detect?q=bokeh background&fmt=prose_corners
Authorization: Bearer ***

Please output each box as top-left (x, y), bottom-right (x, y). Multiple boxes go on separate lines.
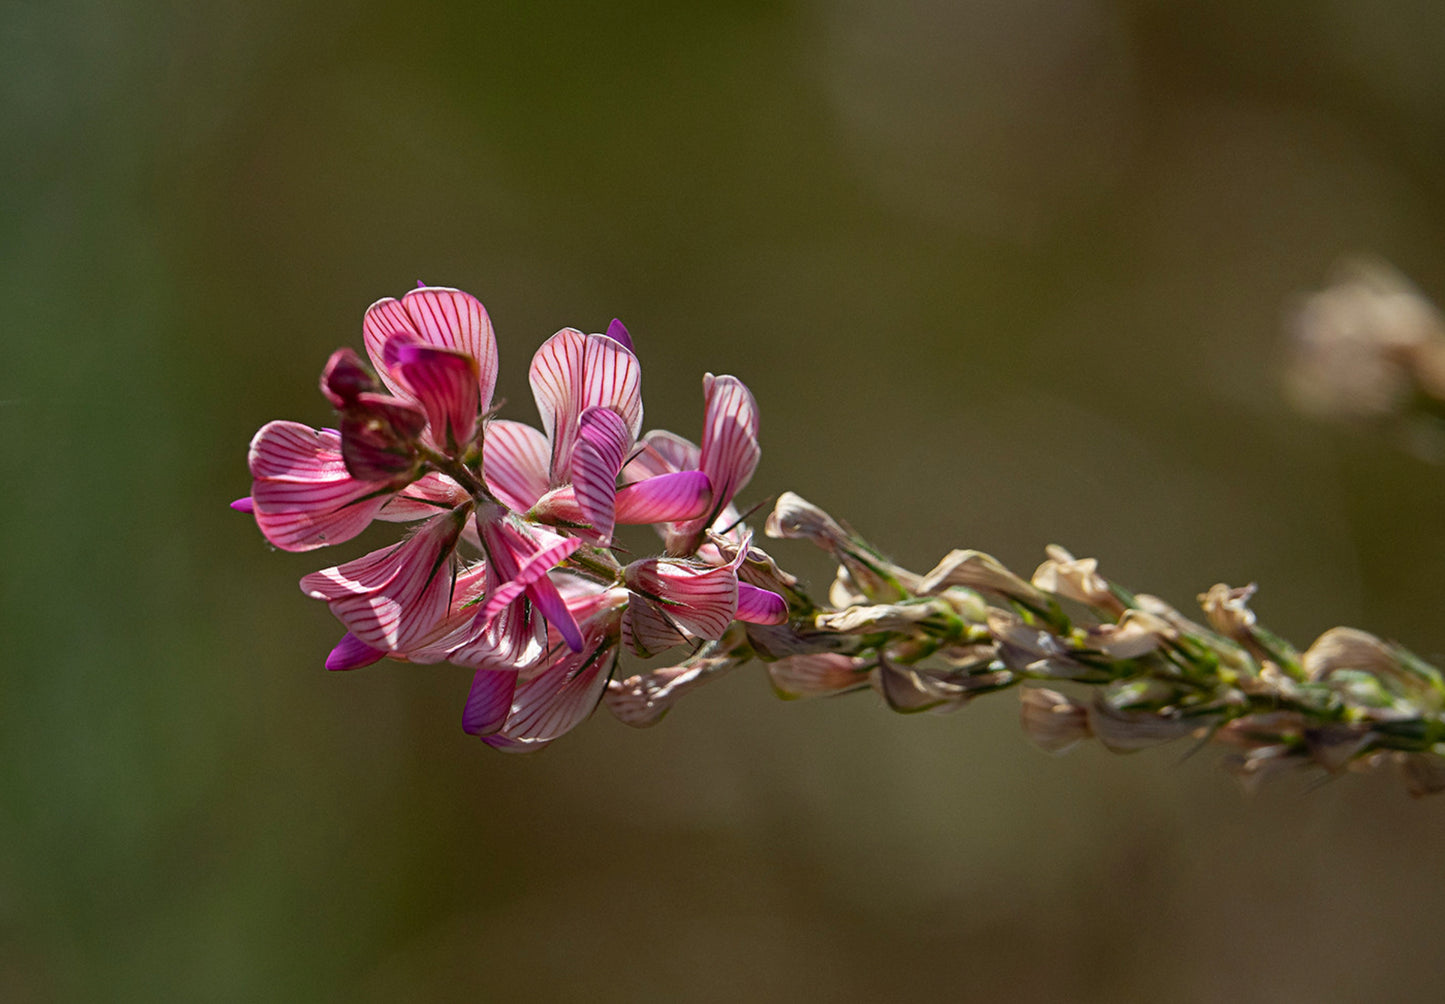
top-left (8, 1), bottom-right (1445, 1000)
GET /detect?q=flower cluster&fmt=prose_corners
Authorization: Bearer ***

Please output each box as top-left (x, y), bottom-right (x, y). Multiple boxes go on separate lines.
top-left (235, 286), bottom-right (786, 750)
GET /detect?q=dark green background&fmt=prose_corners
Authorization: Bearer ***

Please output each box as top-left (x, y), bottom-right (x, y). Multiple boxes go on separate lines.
top-left (7, 1), bottom-right (1445, 1000)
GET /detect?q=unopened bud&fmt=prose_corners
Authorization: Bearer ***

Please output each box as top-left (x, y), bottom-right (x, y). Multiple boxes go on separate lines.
top-left (1019, 688), bottom-right (1091, 754)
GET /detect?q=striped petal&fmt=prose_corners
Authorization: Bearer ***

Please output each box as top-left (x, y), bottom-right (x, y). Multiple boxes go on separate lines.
top-left (624, 559), bottom-right (738, 640)
top-left (250, 477), bottom-right (392, 551)
top-left (363, 287), bottom-right (499, 409)
top-left (620, 429), bottom-right (699, 481)
top-left (487, 641), bottom-right (616, 747)
top-left (392, 342), bottom-right (480, 451)
top-left (571, 406), bottom-right (630, 544)
top-left (376, 472), bottom-right (468, 522)
top-left (686, 373), bottom-right (760, 538)
top-left (621, 596), bottom-right (687, 658)
top-left (529, 328), bottom-right (642, 482)
top-left (299, 508), bottom-right (467, 652)
top-left (325, 632), bottom-right (387, 671)
top-left (614, 470), bottom-right (712, 525)
top-left (462, 668), bottom-right (518, 736)
top-left (447, 598), bottom-right (548, 671)
top-left (483, 420), bottom-right (551, 511)
top-left (249, 421), bottom-right (351, 481)
top-left (736, 582), bottom-right (788, 625)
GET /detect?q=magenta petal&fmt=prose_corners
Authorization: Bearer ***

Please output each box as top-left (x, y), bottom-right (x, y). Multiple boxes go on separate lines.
top-left (363, 287), bottom-right (499, 409)
top-left (483, 420), bottom-right (551, 512)
top-left (393, 342), bottom-right (481, 450)
top-left (300, 509), bottom-right (466, 652)
top-left (529, 329), bottom-right (642, 481)
top-left (604, 318), bottom-right (634, 350)
top-left (230, 496), bottom-right (254, 513)
top-left (250, 476), bottom-right (391, 552)
top-left (338, 392), bottom-right (426, 480)
top-left (624, 559), bottom-right (739, 640)
top-left (572, 406), bottom-right (630, 544)
top-left (736, 583), bottom-right (788, 624)
top-left (615, 471), bottom-right (712, 524)
top-left (376, 472), bottom-right (468, 522)
top-left (696, 373), bottom-right (760, 524)
top-left (494, 643), bottom-right (615, 744)
top-left (525, 573), bottom-right (584, 653)
top-left (249, 421), bottom-right (350, 480)
top-left (326, 632), bottom-right (387, 671)
top-left (476, 532), bottom-right (583, 623)
top-left (320, 347), bottom-right (377, 407)
top-left (462, 668), bottom-right (518, 735)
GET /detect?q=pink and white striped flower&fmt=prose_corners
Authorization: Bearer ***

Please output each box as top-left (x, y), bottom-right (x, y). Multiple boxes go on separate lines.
top-left (621, 532), bottom-right (787, 657)
top-left (484, 322), bottom-right (712, 545)
top-left (621, 373), bottom-right (762, 556)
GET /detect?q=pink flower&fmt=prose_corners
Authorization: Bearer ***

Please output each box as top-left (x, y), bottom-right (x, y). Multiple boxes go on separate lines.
top-left (484, 323), bottom-right (712, 545)
top-left (622, 373), bottom-right (761, 556)
top-left (244, 421), bottom-right (399, 552)
top-left (621, 532), bottom-right (787, 657)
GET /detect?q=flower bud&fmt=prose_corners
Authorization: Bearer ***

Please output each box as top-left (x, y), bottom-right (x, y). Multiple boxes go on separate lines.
top-left (1019, 688), bottom-right (1091, 753)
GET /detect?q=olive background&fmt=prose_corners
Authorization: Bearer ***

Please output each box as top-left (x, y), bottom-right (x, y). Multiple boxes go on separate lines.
top-left (7, 2), bottom-right (1445, 1000)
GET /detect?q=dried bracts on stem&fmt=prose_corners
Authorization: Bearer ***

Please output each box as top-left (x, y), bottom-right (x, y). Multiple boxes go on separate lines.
top-left (760, 493), bottom-right (1445, 796)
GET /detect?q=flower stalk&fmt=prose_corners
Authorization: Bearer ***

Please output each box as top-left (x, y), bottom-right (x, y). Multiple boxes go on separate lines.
top-left (239, 283), bottom-right (1445, 794)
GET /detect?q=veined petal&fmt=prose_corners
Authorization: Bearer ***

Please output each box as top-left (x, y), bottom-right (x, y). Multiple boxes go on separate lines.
top-left (694, 373), bottom-right (760, 530)
top-left (448, 599), bottom-right (548, 671)
top-left (363, 287), bottom-right (499, 409)
top-left (620, 429), bottom-right (699, 481)
top-left (376, 472), bottom-right (468, 522)
top-left (621, 597), bottom-right (687, 658)
top-left (736, 583), bottom-right (788, 625)
top-left (392, 342), bottom-right (480, 450)
top-left (525, 573), bottom-right (585, 653)
top-left (529, 329), bottom-right (642, 482)
top-left (325, 632), bottom-right (387, 671)
top-left (300, 507), bottom-right (467, 652)
top-left (483, 420), bottom-right (551, 511)
top-left (462, 668), bottom-right (518, 736)
top-left (250, 476), bottom-right (392, 552)
top-left (338, 392), bottom-right (426, 481)
top-left (491, 641), bottom-right (616, 745)
top-left (571, 406), bottom-right (630, 544)
top-left (614, 470), bottom-right (712, 525)
top-left (475, 530), bottom-right (583, 623)
top-left (249, 421), bottom-right (351, 481)
top-left (624, 559), bottom-right (739, 640)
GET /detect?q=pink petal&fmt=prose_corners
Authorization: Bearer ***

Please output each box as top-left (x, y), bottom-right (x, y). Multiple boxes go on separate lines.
top-left (325, 632), bottom-right (387, 671)
top-left (621, 597), bottom-right (687, 657)
top-left (376, 472), bottom-right (469, 522)
top-left (392, 342), bottom-right (480, 450)
top-left (736, 583), bottom-right (788, 625)
top-left (529, 329), bottom-right (642, 482)
top-left (604, 318), bottom-right (634, 351)
top-left (230, 496), bottom-right (254, 513)
top-left (620, 429), bottom-right (699, 481)
top-left (462, 668), bottom-right (518, 735)
top-left (614, 470), bottom-right (712, 524)
top-left (692, 373), bottom-right (760, 533)
top-left (250, 477), bottom-right (392, 552)
top-left (492, 642), bottom-right (616, 745)
top-left (363, 287), bottom-right (498, 409)
top-left (249, 421), bottom-right (350, 481)
top-left (299, 509), bottom-right (466, 652)
top-left (624, 559), bottom-right (739, 640)
top-left (525, 573), bottom-right (584, 653)
top-left (483, 420), bottom-right (551, 512)
top-left (571, 406), bottom-right (630, 544)
top-left (447, 599), bottom-right (548, 671)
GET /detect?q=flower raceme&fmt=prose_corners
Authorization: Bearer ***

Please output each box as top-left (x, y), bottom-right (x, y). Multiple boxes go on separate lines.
top-left (236, 286), bottom-right (786, 750)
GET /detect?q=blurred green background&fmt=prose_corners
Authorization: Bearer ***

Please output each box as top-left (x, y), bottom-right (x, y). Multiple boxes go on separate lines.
top-left (7, 1), bottom-right (1445, 1000)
